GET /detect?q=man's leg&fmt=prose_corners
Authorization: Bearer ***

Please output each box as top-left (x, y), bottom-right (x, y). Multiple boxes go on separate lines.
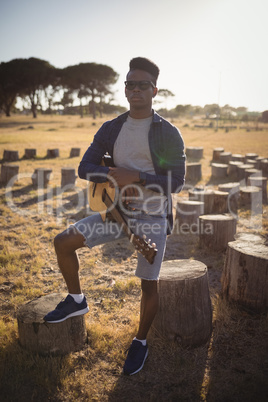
top-left (43, 226), bottom-right (88, 323)
top-left (136, 279), bottom-right (158, 340)
top-left (54, 226), bottom-right (85, 294)
top-left (123, 279), bottom-right (158, 375)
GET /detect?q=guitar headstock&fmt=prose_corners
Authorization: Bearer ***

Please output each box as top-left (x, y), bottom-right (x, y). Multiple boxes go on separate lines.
top-left (131, 235), bottom-right (157, 265)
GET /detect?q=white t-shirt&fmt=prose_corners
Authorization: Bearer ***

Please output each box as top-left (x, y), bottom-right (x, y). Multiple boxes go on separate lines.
top-left (113, 116), bottom-right (167, 215)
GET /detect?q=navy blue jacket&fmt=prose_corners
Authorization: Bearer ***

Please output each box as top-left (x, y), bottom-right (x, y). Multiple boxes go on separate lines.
top-left (78, 110), bottom-right (186, 232)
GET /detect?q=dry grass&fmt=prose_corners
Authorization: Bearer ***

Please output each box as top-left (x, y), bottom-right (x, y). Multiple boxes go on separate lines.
top-left (0, 114), bottom-right (268, 401)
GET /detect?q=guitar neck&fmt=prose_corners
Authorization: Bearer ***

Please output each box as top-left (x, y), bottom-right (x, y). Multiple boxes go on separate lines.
top-left (102, 189), bottom-right (134, 241)
top-left (101, 188), bottom-right (157, 265)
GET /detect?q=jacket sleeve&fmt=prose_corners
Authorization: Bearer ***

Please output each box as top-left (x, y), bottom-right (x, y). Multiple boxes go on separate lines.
top-left (77, 123), bottom-right (110, 183)
top-left (145, 124), bottom-right (186, 195)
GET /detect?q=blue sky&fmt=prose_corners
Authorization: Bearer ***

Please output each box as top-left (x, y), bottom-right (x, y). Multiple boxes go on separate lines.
top-left (0, 0), bottom-right (267, 111)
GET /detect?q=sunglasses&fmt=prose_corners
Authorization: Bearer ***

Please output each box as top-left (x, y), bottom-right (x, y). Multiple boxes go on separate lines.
top-left (124, 80), bottom-right (155, 91)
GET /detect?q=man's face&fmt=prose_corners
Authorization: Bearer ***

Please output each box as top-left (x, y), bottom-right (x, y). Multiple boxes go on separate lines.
top-left (125, 69), bottom-right (157, 110)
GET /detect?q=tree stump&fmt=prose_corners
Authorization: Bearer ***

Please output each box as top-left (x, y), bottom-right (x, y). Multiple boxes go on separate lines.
top-left (245, 159), bottom-right (257, 168)
top-left (24, 148), bottom-right (37, 159)
top-left (228, 161), bottom-right (243, 179)
top-left (186, 162), bottom-right (202, 182)
top-left (3, 150), bottom-right (19, 161)
top-left (245, 169), bottom-right (262, 184)
top-left (188, 188), bottom-right (214, 214)
top-left (239, 186), bottom-right (262, 215)
top-left (186, 146), bottom-right (203, 160)
top-left (212, 147), bottom-right (224, 161)
top-left (175, 200), bottom-right (204, 234)
top-left (260, 159), bottom-right (268, 177)
top-left (245, 153), bottom-right (258, 160)
top-left (256, 157), bottom-right (265, 170)
top-left (32, 168), bottom-right (52, 188)
top-left (61, 168), bottom-right (77, 188)
top-left (70, 148), bottom-right (81, 158)
top-left (248, 176), bottom-right (267, 204)
top-left (218, 182), bottom-right (240, 215)
top-left (221, 233), bottom-right (268, 312)
top-left (17, 293), bottom-right (87, 355)
top-left (212, 190), bottom-right (229, 214)
top-left (150, 259), bottom-right (212, 347)
top-left (46, 148), bottom-right (59, 158)
top-left (231, 154), bottom-right (244, 162)
top-left (199, 214), bottom-right (236, 251)
top-left (237, 164), bottom-right (254, 181)
top-left (211, 163), bottom-right (228, 179)
top-left (218, 182), bottom-right (240, 194)
top-left (219, 152), bottom-right (232, 164)
top-left (1, 164), bottom-right (19, 185)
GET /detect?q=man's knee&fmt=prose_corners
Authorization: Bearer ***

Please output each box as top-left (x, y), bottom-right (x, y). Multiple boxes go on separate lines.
top-left (54, 227), bottom-right (84, 253)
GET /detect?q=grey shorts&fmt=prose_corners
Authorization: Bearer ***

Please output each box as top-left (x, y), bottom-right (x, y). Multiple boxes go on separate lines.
top-left (71, 211), bottom-right (167, 281)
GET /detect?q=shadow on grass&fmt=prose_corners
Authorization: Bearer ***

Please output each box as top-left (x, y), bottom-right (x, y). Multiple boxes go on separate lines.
top-left (205, 298), bottom-right (268, 402)
top-left (0, 337), bottom-right (69, 402)
top-left (108, 337), bottom-right (211, 402)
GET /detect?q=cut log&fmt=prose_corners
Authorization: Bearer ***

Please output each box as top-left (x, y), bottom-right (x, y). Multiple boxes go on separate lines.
top-left (212, 147), bottom-right (224, 161)
top-left (24, 148), bottom-right (37, 159)
top-left (212, 190), bottom-right (229, 214)
top-left (237, 164), bottom-right (254, 181)
top-left (46, 148), bottom-right (59, 158)
top-left (3, 150), bottom-right (19, 161)
top-left (245, 153), bottom-right (258, 160)
top-left (199, 214), bottom-right (236, 251)
top-left (61, 168), bottom-right (77, 188)
top-left (248, 176), bottom-right (267, 204)
top-left (245, 159), bottom-right (257, 168)
top-left (218, 182), bottom-right (240, 215)
top-left (239, 186), bottom-right (262, 214)
top-left (228, 161), bottom-right (243, 179)
top-left (186, 146), bottom-right (203, 160)
top-left (186, 162), bottom-right (202, 182)
top-left (221, 233), bottom-right (268, 312)
top-left (175, 200), bottom-right (204, 234)
top-left (188, 188), bottom-right (214, 214)
top-left (245, 169), bottom-right (262, 184)
top-left (255, 157), bottom-right (265, 170)
top-left (219, 152), bottom-right (232, 164)
top-left (231, 154), bottom-right (244, 162)
top-left (150, 259), bottom-right (212, 346)
top-left (260, 159), bottom-right (268, 177)
top-left (70, 147), bottom-right (81, 158)
top-left (32, 168), bottom-right (52, 188)
top-left (1, 164), bottom-right (19, 184)
top-left (17, 293), bottom-right (87, 355)
top-left (211, 163), bottom-right (228, 179)
top-left (218, 182), bottom-right (240, 193)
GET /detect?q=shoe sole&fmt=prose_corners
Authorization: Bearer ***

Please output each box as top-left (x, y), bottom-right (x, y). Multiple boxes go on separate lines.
top-left (45, 306), bottom-right (89, 323)
top-left (125, 349), bottom-right (149, 376)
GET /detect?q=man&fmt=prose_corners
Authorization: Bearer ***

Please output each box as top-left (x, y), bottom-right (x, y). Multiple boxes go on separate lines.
top-left (44, 57), bottom-right (186, 375)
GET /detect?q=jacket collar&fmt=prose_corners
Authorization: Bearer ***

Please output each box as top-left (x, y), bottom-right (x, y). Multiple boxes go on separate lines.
top-left (118, 109), bottom-right (162, 124)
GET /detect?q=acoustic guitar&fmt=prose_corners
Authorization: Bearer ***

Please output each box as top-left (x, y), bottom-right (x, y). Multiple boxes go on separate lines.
top-left (88, 157), bottom-right (157, 264)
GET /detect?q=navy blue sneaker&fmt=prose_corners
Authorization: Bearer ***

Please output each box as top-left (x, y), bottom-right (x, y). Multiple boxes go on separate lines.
top-left (123, 339), bottom-right (148, 375)
top-left (44, 294), bottom-right (89, 323)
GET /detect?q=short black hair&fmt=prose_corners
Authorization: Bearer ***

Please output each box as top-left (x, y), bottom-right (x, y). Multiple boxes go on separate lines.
top-left (129, 57), bottom-right (160, 83)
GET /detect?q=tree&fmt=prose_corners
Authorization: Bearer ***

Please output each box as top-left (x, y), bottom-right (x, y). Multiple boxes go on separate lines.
top-left (60, 63), bottom-right (118, 118)
top-left (0, 59), bottom-right (24, 116)
top-left (18, 58), bottom-right (57, 118)
top-left (156, 89), bottom-right (175, 110)
top-left (262, 110), bottom-right (268, 123)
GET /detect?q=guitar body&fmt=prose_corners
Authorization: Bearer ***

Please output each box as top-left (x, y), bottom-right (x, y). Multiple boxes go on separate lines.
top-left (88, 156), bottom-right (116, 221)
top-left (88, 181), bottom-right (116, 221)
top-left (87, 156), bottom-right (157, 264)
